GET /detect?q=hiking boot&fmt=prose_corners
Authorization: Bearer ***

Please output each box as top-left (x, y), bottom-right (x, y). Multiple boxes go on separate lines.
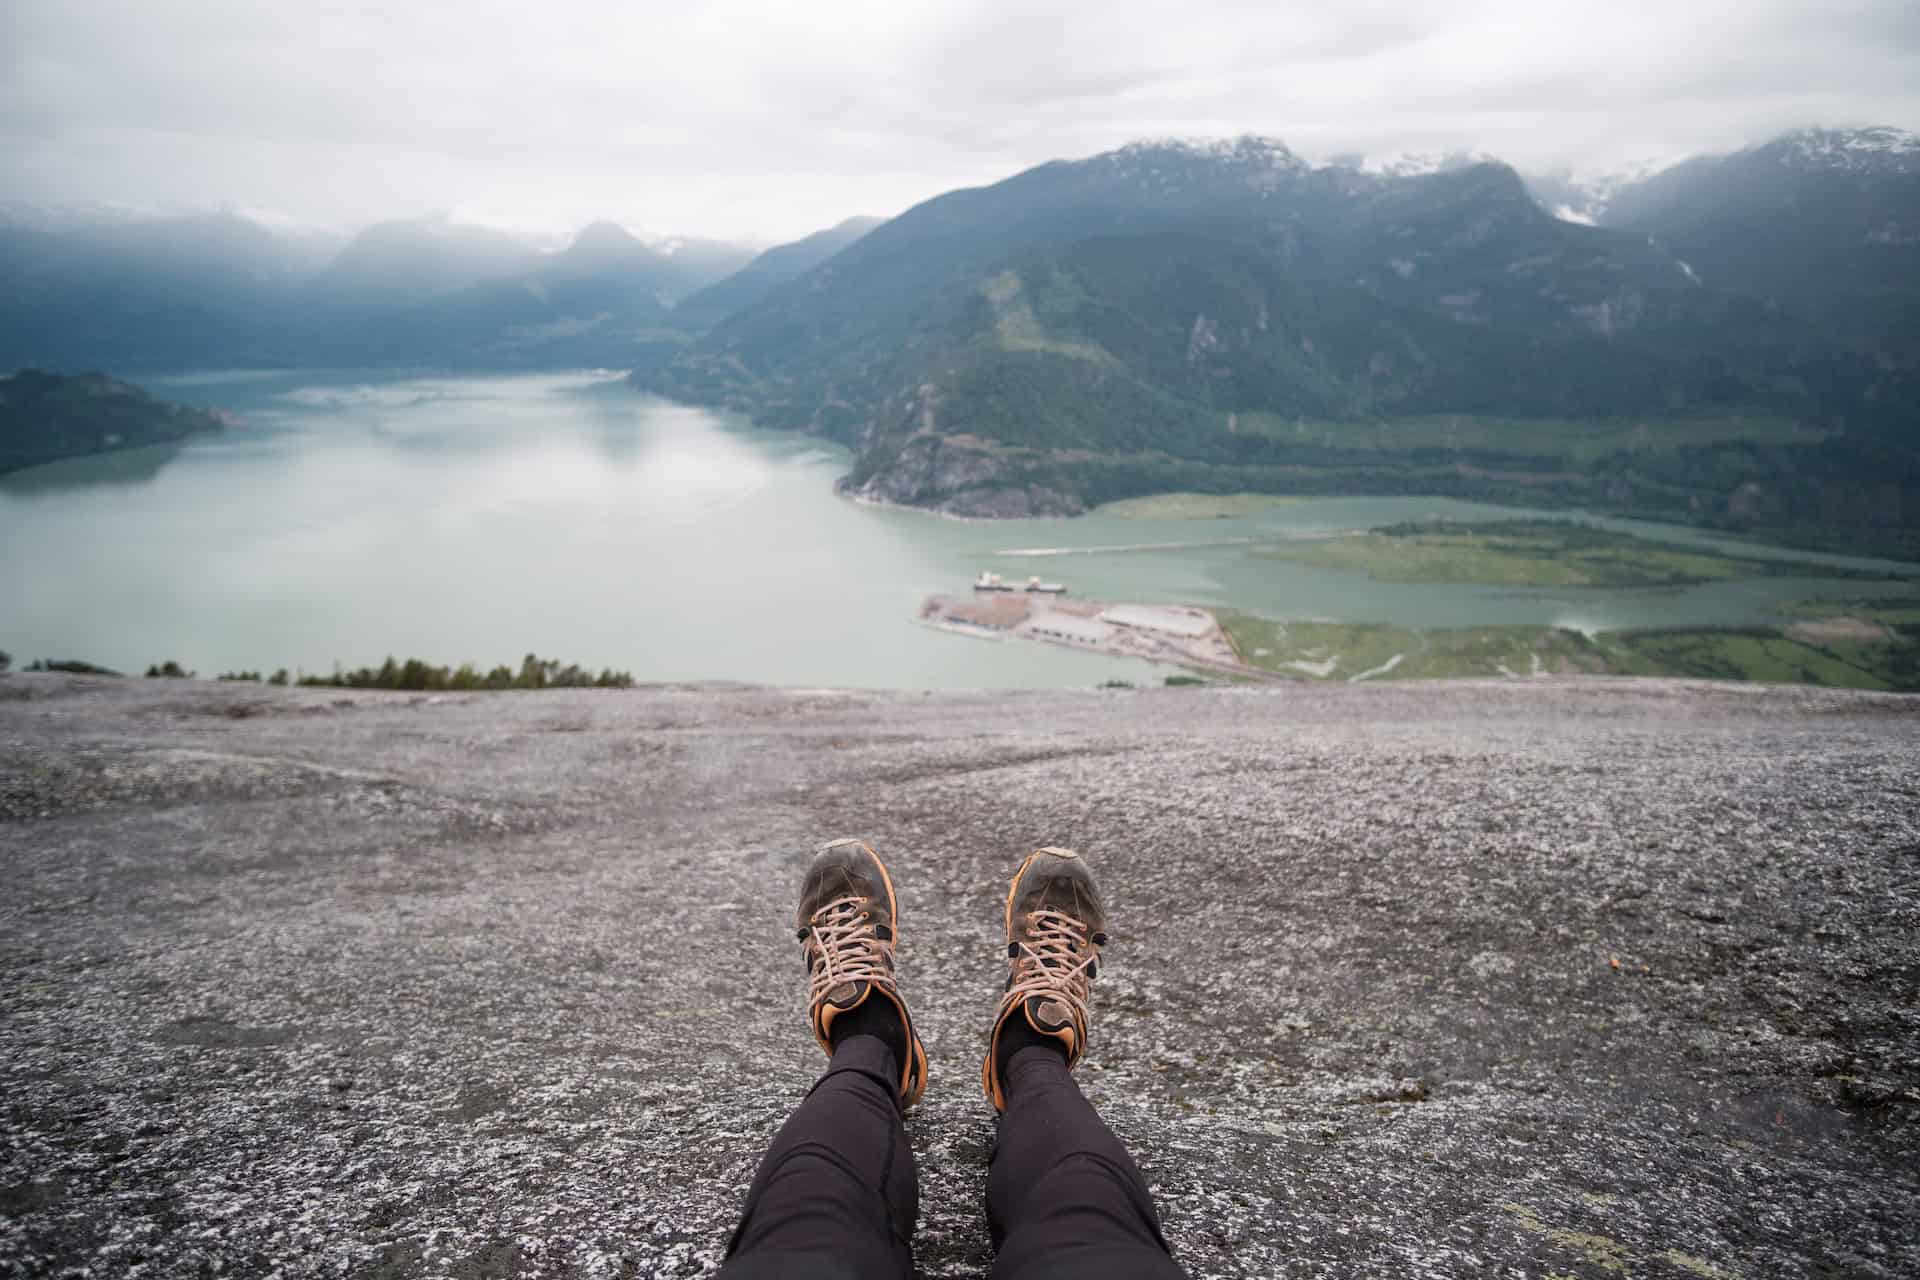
top-left (797, 838), bottom-right (928, 1108)
top-left (981, 846), bottom-right (1109, 1111)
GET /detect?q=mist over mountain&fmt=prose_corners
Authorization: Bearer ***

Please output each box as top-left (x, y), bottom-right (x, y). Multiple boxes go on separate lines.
top-left (546, 221), bottom-right (668, 280)
top-left (0, 210), bottom-right (334, 311)
top-left (0, 210), bottom-right (340, 370)
top-left (676, 216), bottom-right (886, 328)
top-left (0, 211), bottom-right (761, 370)
top-left (321, 223), bottom-right (751, 368)
top-left (313, 218), bottom-right (544, 307)
top-left (648, 238), bottom-right (759, 295)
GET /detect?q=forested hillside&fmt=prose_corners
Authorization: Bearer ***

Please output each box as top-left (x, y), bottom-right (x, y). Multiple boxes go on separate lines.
top-left (634, 132), bottom-right (1920, 554)
top-left (0, 370), bottom-right (224, 474)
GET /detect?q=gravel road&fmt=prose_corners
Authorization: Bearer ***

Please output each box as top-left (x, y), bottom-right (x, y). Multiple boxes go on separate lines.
top-left (2, 674), bottom-right (1916, 1278)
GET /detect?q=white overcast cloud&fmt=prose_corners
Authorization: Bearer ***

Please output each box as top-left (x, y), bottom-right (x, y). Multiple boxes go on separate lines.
top-left (2, 0), bottom-right (1917, 243)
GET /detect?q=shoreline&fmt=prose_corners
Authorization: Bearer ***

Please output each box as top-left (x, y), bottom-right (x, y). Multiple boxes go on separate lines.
top-left (920, 588), bottom-right (1920, 692)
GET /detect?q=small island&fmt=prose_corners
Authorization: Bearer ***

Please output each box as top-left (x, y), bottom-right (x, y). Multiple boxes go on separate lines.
top-left (0, 370), bottom-right (227, 475)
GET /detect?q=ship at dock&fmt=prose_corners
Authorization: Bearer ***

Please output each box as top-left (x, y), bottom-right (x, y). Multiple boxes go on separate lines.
top-left (975, 571), bottom-right (1067, 594)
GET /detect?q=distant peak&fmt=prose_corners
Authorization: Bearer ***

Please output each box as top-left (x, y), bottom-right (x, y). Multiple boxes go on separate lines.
top-left (1773, 125), bottom-right (1918, 150)
top-left (1753, 126), bottom-right (1920, 172)
top-left (544, 220), bottom-right (662, 276)
top-left (572, 220), bottom-right (642, 248)
top-left (1108, 135), bottom-right (1308, 170)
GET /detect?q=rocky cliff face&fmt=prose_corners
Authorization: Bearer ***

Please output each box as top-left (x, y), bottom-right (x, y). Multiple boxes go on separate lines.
top-left (839, 431), bottom-right (1085, 517)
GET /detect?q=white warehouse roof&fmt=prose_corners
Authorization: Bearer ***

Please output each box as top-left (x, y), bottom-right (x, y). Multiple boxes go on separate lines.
top-left (1098, 605), bottom-right (1215, 638)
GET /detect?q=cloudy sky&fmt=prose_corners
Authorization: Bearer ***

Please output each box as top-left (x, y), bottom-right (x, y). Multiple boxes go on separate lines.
top-left (3, 0), bottom-right (1917, 244)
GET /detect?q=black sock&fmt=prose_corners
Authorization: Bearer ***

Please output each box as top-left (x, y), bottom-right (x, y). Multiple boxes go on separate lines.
top-left (828, 991), bottom-right (907, 1072)
top-left (995, 1006), bottom-right (1068, 1081)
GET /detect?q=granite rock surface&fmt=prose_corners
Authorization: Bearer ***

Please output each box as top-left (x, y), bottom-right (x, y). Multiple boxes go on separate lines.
top-left (2, 674), bottom-right (1916, 1278)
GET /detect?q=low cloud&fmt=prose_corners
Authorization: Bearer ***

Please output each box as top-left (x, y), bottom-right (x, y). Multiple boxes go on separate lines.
top-left (2, 0), bottom-right (1916, 242)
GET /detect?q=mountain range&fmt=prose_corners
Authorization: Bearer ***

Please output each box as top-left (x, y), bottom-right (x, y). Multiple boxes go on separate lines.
top-left (0, 212), bottom-right (763, 370)
top-left (3, 126), bottom-right (1917, 553)
top-left (632, 127), bottom-right (1920, 553)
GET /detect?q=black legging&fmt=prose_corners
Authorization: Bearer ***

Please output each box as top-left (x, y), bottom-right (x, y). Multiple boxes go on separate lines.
top-left (719, 1036), bottom-right (1186, 1280)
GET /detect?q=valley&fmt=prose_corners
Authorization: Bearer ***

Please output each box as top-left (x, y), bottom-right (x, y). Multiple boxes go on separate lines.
top-left (6, 371), bottom-right (1914, 694)
top-left (5, 126), bottom-right (1919, 691)
top-left (6, 127), bottom-right (1917, 562)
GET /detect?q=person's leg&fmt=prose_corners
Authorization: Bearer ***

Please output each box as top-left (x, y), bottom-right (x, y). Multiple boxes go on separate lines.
top-left (986, 1044), bottom-right (1183, 1280)
top-left (720, 1034), bottom-right (916, 1280)
top-left (979, 848), bottom-right (1187, 1280)
top-left (718, 838), bottom-right (931, 1280)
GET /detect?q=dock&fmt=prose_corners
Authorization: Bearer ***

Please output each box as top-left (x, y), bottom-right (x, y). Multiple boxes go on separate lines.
top-left (974, 570), bottom-right (1067, 593)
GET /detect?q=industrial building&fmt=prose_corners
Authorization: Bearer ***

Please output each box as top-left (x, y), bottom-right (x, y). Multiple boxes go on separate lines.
top-left (1028, 615), bottom-right (1115, 646)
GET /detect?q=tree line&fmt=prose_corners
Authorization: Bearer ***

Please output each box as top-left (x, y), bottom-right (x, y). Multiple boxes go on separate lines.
top-left (4, 653), bottom-right (634, 690)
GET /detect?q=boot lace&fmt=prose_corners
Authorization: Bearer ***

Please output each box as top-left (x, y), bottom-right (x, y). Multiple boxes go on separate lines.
top-left (1005, 907), bottom-right (1098, 1024)
top-left (802, 895), bottom-right (890, 1004)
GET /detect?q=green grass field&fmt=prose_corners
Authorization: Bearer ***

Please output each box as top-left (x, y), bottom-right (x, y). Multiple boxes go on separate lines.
top-left (1601, 629), bottom-right (1908, 690)
top-left (1776, 596), bottom-right (1920, 627)
top-left (1253, 520), bottom-right (1891, 589)
top-left (1218, 610), bottom-right (1919, 691)
top-left (1219, 615), bottom-right (1615, 683)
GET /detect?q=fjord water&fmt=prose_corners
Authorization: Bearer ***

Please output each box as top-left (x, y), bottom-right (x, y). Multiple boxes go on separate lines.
top-left (2, 371), bottom-right (1910, 687)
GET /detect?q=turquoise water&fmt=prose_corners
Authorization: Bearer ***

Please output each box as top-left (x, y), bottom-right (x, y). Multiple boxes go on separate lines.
top-left (2, 370), bottom-right (1912, 688)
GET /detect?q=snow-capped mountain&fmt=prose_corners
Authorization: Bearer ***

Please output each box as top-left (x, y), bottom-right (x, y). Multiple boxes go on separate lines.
top-left (1528, 127), bottom-right (1920, 227)
top-left (1091, 136), bottom-right (1314, 190)
top-left (1343, 150), bottom-right (1501, 180)
top-left (1108, 136), bottom-right (1310, 169)
top-left (1751, 126), bottom-right (1920, 174)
